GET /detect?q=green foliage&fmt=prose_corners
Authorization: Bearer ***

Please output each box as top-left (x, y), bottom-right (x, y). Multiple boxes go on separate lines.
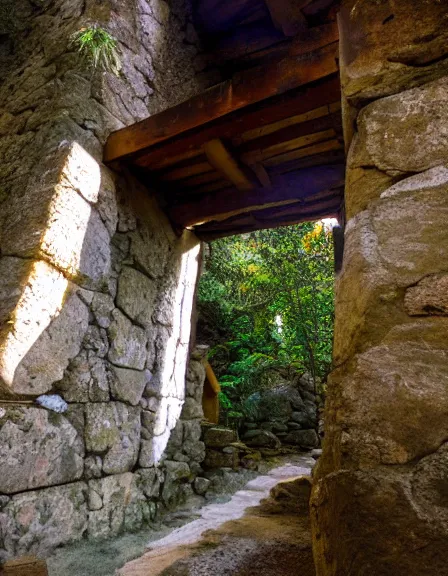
top-left (198, 222), bottom-right (335, 418)
top-left (70, 26), bottom-right (121, 75)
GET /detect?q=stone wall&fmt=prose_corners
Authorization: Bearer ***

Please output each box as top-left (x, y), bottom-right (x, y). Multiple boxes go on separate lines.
top-left (0, 0), bottom-right (217, 560)
top-left (311, 2), bottom-right (448, 575)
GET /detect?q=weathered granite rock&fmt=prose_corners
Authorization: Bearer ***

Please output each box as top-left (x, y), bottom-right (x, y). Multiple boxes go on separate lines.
top-left (2, 172), bottom-right (111, 288)
top-left (116, 266), bottom-right (157, 328)
top-left (162, 460), bottom-right (191, 508)
top-left (110, 366), bottom-right (152, 405)
top-left (56, 351), bottom-right (112, 402)
top-left (5, 482), bottom-right (87, 557)
top-left (193, 477), bottom-right (210, 495)
top-left (137, 467), bottom-right (164, 499)
top-left (85, 403), bottom-right (140, 475)
top-left (88, 473), bottom-right (149, 538)
top-left (204, 449), bottom-right (238, 470)
top-left (357, 77), bottom-right (448, 175)
top-left (108, 309), bottom-right (147, 370)
top-left (0, 265), bottom-right (89, 395)
top-left (204, 427), bottom-right (238, 448)
top-left (91, 292), bottom-right (115, 328)
top-left (244, 430), bottom-right (281, 449)
top-left (405, 274), bottom-right (448, 316)
top-left (284, 429), bottom-right (319, 449)
top-left (339, 0), bottom-right (448, 103)
top-left (0, 407), bottom-right (84, 493)
top-left (334, 167), bottom-right (448, 366)
top-left (182, 440), bottom-right (206, 463)
top-left (84, 455), bottom-right (102, 480)
top-left (181, 397), bottom-right (204, 420)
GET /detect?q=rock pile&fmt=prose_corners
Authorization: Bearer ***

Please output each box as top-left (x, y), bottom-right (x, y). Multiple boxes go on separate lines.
top-left (241, 373), bottom-right (320, 451)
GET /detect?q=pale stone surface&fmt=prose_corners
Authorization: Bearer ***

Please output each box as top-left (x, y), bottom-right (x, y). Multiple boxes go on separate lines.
top-left (334, 168), bottom-right (448, 366)
top-left (5, 482), bottom-right (87, 557)
top-left (55, 351), bottom-right (113, 402)
top-left (357, 78), bottom-right (448, 175)
top-left (116, 266), bottom-right (157, 328)
top-left (111, 366), bottom-right (152, 406)
top-left (0, 259), bottom-right (89, 396)
top-left (88, 473), bottom-right (150, 539)
top-left (85, 403), bottom-right (141, 475)
top-left (108, 309), bottom-right (148, 370)
top-left (2, 182), bottom-right (111, 289)
top-left (0, 407), bottom-right (84, 493)
top-left (181, 397), bottom-right (204, 420)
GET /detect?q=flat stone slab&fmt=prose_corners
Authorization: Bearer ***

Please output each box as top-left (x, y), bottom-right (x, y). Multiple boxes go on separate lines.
top-left (118, 455), bottom-right (313, 575)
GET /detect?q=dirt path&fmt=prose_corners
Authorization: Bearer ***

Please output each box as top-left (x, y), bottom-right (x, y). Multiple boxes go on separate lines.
top-left (119, 454), bottom-right (315, 576)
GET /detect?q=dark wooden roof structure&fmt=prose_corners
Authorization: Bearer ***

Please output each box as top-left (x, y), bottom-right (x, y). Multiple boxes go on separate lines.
top-left (104, 0), bottom-right (344, 239)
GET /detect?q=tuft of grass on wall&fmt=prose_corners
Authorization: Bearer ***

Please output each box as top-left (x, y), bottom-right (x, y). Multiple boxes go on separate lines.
top-left (70, 25), bottom-right (121, 75)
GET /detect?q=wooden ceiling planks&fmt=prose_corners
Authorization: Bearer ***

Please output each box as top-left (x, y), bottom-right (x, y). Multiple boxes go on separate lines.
top-left (104, 0), bottom-right (344, 238)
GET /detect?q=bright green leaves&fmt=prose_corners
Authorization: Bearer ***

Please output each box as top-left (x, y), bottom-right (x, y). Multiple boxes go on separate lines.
top-left (70, 26), bottom-right (121, 75)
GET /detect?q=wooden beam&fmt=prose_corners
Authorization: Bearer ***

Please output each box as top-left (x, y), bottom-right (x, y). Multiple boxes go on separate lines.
top-left (128, 74), bottom-right (341, 170)
top-left (104, 42), bottom-right (338, 163)
top-left (238, 100), bottom-right (340, 143)
top-left (241, 128), bottom-right (337, 164)
top-left (263, 138), bottom-right (342, 166)
top-left (238, 109), bottom-right (341, 156)
top-left (195, 200), bottom-right (341, 240)
top-left (203, 139), bottom-right (254, 191)
top-left (169, 164), bottom-right (344, 227)
top-left (195, 191), bottom-right (340, 233)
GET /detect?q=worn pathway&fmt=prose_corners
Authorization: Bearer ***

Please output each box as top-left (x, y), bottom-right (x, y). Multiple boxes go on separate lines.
top-left (119, 454), bottom-right (315, 576)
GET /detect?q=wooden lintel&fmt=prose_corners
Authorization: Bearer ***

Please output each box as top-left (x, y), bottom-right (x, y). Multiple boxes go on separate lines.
top-left (169, 164), bottom-right (344, 227)
top-left (195, 202), bottom-right (341, 240)
top-left (104, 42), bottom-right (339, 163)
top-left (127, 74), bottom-right (340, 171)
top-left (196, 191), bottom-right (341, 233)
top-left (203, 139), bottom-right (254, 191)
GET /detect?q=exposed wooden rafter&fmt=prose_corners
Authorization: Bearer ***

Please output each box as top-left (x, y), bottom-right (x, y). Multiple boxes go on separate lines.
top-left (169, 164), bottom-right (344, 228)
top-left (203, 139), bottom-right (255, 191)
top-left (104, 41), bottom-right (338, 163)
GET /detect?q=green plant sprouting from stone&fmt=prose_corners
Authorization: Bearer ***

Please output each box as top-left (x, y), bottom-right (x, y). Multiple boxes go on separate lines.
top-left (70, 25), bottom-right (121, 75)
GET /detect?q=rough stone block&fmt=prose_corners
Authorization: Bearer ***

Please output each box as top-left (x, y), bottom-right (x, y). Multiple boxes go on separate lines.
top-left (0, 259), bottom-right (89, 396)
top-left (88, 473), bottom-right (149, 539)
top-left (404, 274), bottom-right (448, 316)
top-left (0, 407), bottom-right (84, 494)
top-left (283, 429), bottom-right (319, 449)
top-left (357, 77), bottom-right (448, 175)
top-left (116, 266), bottom-right (157, 328)
top-left (204, 427), bottom-right (237, 448)
top-left (5, 482), bottom-right (87, 557)
top-left (340, 0), bottom-right (448, 103)
top-left (108, 309), bottom-right (147, 370)
top-left (110, 366), bottom-right (152, 405)
top-left (334, 167), bottom-right (448, 365)
top-left (85, 402), bottom-right (140, 475)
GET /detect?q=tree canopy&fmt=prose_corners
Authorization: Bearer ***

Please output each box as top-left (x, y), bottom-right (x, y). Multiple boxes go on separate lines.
top-left (197, 221), bottom-right (335, 419)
